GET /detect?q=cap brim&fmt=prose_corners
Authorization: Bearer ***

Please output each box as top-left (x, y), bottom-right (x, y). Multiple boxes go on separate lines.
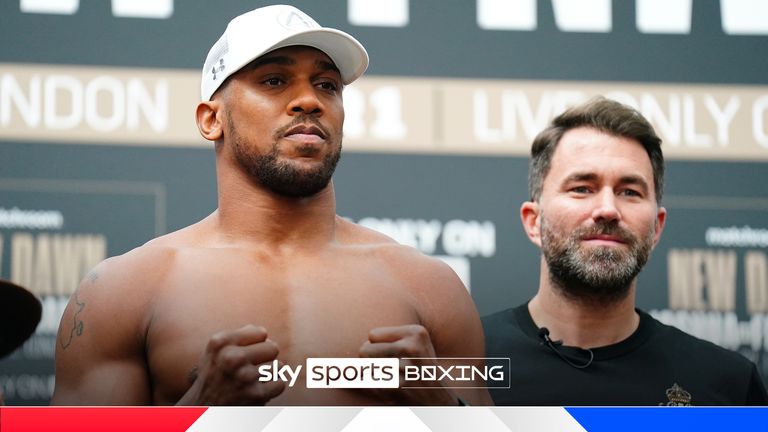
top-left (267, 28), bottom-right (369, 85)
top-left (0, 280), bottom-right (42, 358)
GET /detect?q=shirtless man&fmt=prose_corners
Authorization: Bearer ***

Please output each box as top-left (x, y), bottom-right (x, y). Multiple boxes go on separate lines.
top-left (51, 5), bottom-right (490, 406)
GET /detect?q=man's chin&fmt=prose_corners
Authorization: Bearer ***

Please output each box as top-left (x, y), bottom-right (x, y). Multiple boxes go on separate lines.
top-left (284, 160), bottom-right (329, 175)
top-left (278, 150), bottom-right (340, 173)
top-left (265, 175), bottom-right (333, 198)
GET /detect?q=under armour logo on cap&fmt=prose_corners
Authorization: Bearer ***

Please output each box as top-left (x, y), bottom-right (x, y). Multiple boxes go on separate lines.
top-left (211, 58), bottom-right (225, 80)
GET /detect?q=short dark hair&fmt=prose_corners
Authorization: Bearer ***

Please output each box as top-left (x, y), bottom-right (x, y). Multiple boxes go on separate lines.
top-left (528, 96), bottom-right (665, 204)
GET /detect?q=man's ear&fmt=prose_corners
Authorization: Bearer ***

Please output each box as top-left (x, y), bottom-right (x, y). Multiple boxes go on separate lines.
top-left (196, 100), bottom-right (223, 141)
top-left (652, 206), bottom-right (667, 248)
top-left (520, 201), bottom-right (542, 248)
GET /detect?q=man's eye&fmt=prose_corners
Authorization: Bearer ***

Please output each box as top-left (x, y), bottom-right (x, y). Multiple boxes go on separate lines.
top-left (571, 186), bottom-right (591, 194)
top-left (263, 77), bottom-right (284, 86)
top-left (318, 81), bottom-right (338, 91)
top-left (621, 189), bottom-right (642, 197)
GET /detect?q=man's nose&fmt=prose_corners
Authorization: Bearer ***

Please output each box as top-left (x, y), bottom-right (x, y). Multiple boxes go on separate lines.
top-left (591, 188), bottom-right (621, 223)
top-left (287, 82), bottom-right (323, 115)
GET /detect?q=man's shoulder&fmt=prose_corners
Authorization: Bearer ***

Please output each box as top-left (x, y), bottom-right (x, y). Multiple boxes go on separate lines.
top-left (336, 217), bottom-right (399, 245)
top-left (338, 219), bottom-right (472, 306)
top-left (481, 306), bottom-right (519, 331)
top-left (113, 220), bottom-right (215, 270)
top-left (82, 234), bottom-right (189, 302)
top-left (105, 240), bottom-right (180, 274)
top-left (641, 311), bottom-right (768, 404)
top-left (338, 218), bottom-right (448, 267)
top-left (141, 221), bottom-right (207, 248)
top-left (482, 304), bottom-right (530, 348)
top-left (643, 311), bottom-right (756, 367)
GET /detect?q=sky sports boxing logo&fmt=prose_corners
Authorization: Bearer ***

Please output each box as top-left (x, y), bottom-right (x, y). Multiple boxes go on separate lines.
top-left (259, 358), bottom-right (510, 389)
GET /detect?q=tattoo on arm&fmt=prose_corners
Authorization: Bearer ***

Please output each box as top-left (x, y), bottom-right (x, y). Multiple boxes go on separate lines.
top-left (60, 292), bottom-right (86, 350)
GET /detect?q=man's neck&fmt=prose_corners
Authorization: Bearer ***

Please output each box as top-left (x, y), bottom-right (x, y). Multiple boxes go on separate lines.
top-left (529, 263), bottom-right (640, 349)
top-left (214, 166), bottom-right (338, 250)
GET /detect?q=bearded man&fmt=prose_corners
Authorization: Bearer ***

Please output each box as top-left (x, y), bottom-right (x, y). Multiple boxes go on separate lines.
top-left (483, 97), bottom-right (767, 406)
top-left (52, 5), bottom-right (490, 406)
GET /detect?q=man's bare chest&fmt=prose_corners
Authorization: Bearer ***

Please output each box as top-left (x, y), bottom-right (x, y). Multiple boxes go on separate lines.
top-left (143, 251), bottom-right (420, 402)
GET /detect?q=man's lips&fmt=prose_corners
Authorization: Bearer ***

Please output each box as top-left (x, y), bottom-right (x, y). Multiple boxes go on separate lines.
top-left (284, 124), bottom-right (326, 140)
top-left (582, 234), bottom-right (627, 245)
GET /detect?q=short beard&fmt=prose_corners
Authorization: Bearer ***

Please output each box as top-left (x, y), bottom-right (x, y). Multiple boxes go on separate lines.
top-left (230, 115), bottom-right (341, 198)
top-left (540, 214), bottom-right (654, 307)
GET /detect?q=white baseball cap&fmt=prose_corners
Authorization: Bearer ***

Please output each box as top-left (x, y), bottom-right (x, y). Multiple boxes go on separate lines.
top-left (201, 4), bottom-right (369, 101)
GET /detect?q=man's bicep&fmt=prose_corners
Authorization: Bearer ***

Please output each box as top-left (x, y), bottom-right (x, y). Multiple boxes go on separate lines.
top-left (419, 261), bottom-right (495, 405)
top-left (52, 268), bottom-right (151, 405)
top-left (421, 261), bottom-right (486, 356)
top-left (52, 359), bottom-right (151, 405)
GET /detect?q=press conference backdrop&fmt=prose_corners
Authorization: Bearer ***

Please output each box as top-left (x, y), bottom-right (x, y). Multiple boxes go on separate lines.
top-left (1, 0), bottom-right (767, 405)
